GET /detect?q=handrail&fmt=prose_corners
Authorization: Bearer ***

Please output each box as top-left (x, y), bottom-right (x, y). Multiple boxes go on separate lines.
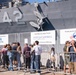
top-left (64, 52), bottom-right (76, 54)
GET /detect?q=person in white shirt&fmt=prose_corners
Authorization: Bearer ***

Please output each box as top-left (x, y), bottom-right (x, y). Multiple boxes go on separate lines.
top-left (50, 47), bottom-right (55, 70)
top-left (33, 41), bottom-right (42, 74)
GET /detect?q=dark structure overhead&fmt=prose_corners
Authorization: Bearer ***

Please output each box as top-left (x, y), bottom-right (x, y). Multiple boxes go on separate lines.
top-left (0, 0), bottom-right (12, 3)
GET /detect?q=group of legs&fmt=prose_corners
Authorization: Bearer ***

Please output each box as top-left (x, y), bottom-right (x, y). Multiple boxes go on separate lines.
top-left (64, 54), bottom-right (76, 74)
top-left (24, 55), bottom-right (41, 73)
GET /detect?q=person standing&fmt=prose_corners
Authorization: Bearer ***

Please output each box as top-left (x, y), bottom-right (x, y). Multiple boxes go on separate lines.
top-left (69, 40), bottom-right (75, 73)
top-left (33, 41), bottom-right (42, 74)
top-left (16, 42), bottom-right (22, 70)
top-left (50, 47), bottom-right (56, 70)
top-left (23, 43), bottom-right (31, 70)
top-left (1, 44), bottom-right (9, 69)
top-left (72, 41), bottom-right (76, 73)
top-left (11, 42), bottom-right (17, 66)
top-left (29, 44), bottom-right (35, 73)
top-left (63, 41), bottom-right (70, 73)
top-left (7, 44), bottom-right (13, 71)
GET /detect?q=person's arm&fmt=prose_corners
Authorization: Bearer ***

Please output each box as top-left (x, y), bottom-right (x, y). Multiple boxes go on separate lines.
top-left (74, 47), bottom-right (76, 52)
top-left (32, 46), bottom-right (35, 53)
top-left (66, 46), bottom-right (69, 52)
top-left (63, 46), bottom-right (66, 53)
top-left (17, 46), bottom-right (22, 54)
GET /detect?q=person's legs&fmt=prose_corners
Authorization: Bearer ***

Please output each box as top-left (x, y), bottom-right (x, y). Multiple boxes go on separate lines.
top-left (53, 62), bottom-right (55, 69)
top-left (17, 53), bottom-right (21, 70)
top-left (13, 54), bottom-right (15, 65)
top-left (26, 57), bottom-right (30, 69)
top-left (73, 62), bottom-right (76, 73)
top-left (5, 55), bottom-right (9, 68)
top-left (3, 55), bottom-right (5, 68)
top-left (25, 57), bottom-right (30, 70)
top-left (35, 55), bottom-right (41, 73)
top-left (31, 55), bottom-right (35, 72)
top-left (64, 64), bottom-right (66, 73)
top-left (14, 55), bottom-right (17, 65)
top-left (28, 57), bottom-right (30, 69)
top-left (13, 53), bottom-right (17, 65)
top-left (64, 55), bottom-right (66, 72)
top-left (69, 62), bottom-right (74, 73)
top-left (9, 57), bottom-right (13, 71)
top-left (25, 58), bottom-right (28, 69)
top-left (23, 55), bottom-right (26, 64)
top-left (31, 56), bottom-right (33, 70)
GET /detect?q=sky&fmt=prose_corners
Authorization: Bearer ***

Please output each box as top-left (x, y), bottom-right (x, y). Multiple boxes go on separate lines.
top-left (24, 0), bottom-right (53, 3)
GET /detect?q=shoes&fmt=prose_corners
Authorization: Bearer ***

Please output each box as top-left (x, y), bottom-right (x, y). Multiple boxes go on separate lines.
top-left (8, 67), bottom-right (14, 71)
top-left (13, 65), bottom-right (16, 68)
top-left (2, 65), bottom-right (5, 68)
top-left (30, 71), bottom-right (36, 74)
top-left (18, 67), bottom-right (21, 70)
top-left (36, 73), bottom-right (41, 75)
top-left (52, 68), bottom-right (55, 71)
top-left (9, 69), bottom-right (14, 71)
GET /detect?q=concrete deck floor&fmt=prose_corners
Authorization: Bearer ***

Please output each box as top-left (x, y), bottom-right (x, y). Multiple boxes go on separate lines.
top-left (0, 71), bottom-right (73, 75)
top-left (0, 68), bottom-right (75, 75)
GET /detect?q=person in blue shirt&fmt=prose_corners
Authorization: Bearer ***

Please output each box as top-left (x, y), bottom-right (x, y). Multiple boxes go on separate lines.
top-left (7, 44), bottom-right (13, 71)
top-left (72, 40), bottom-right (76, 73)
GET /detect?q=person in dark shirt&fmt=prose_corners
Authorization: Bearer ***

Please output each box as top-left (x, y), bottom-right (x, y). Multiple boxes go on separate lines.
top-left (11, 42), bottom-right (18, 65)
top-left (23, 43), bottom-right (31, 70)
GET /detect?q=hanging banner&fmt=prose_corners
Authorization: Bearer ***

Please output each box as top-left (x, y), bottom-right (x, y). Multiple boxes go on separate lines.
top-left (0, 34), bottom-right (8, 45)
top-left (60, 28), bottom-right (76, 44)
top-left (31, 30), bottom-right (55, 45)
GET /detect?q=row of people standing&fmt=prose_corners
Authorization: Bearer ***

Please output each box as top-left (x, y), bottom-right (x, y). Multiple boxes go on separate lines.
top-left (1, 42), bottom-right (22, 71)
top-left (0, 40), bottom-right (42, 74)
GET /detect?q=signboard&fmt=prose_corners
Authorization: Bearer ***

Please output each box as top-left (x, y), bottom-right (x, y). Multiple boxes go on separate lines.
top-left (31, 30), bottom-right (55, 45)
top-left (0, 34), bottom-right (8, 45)
top-left (24, 38), bottom-right (28, 44)
top-left (60, 28), bottom-right (76, 44)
